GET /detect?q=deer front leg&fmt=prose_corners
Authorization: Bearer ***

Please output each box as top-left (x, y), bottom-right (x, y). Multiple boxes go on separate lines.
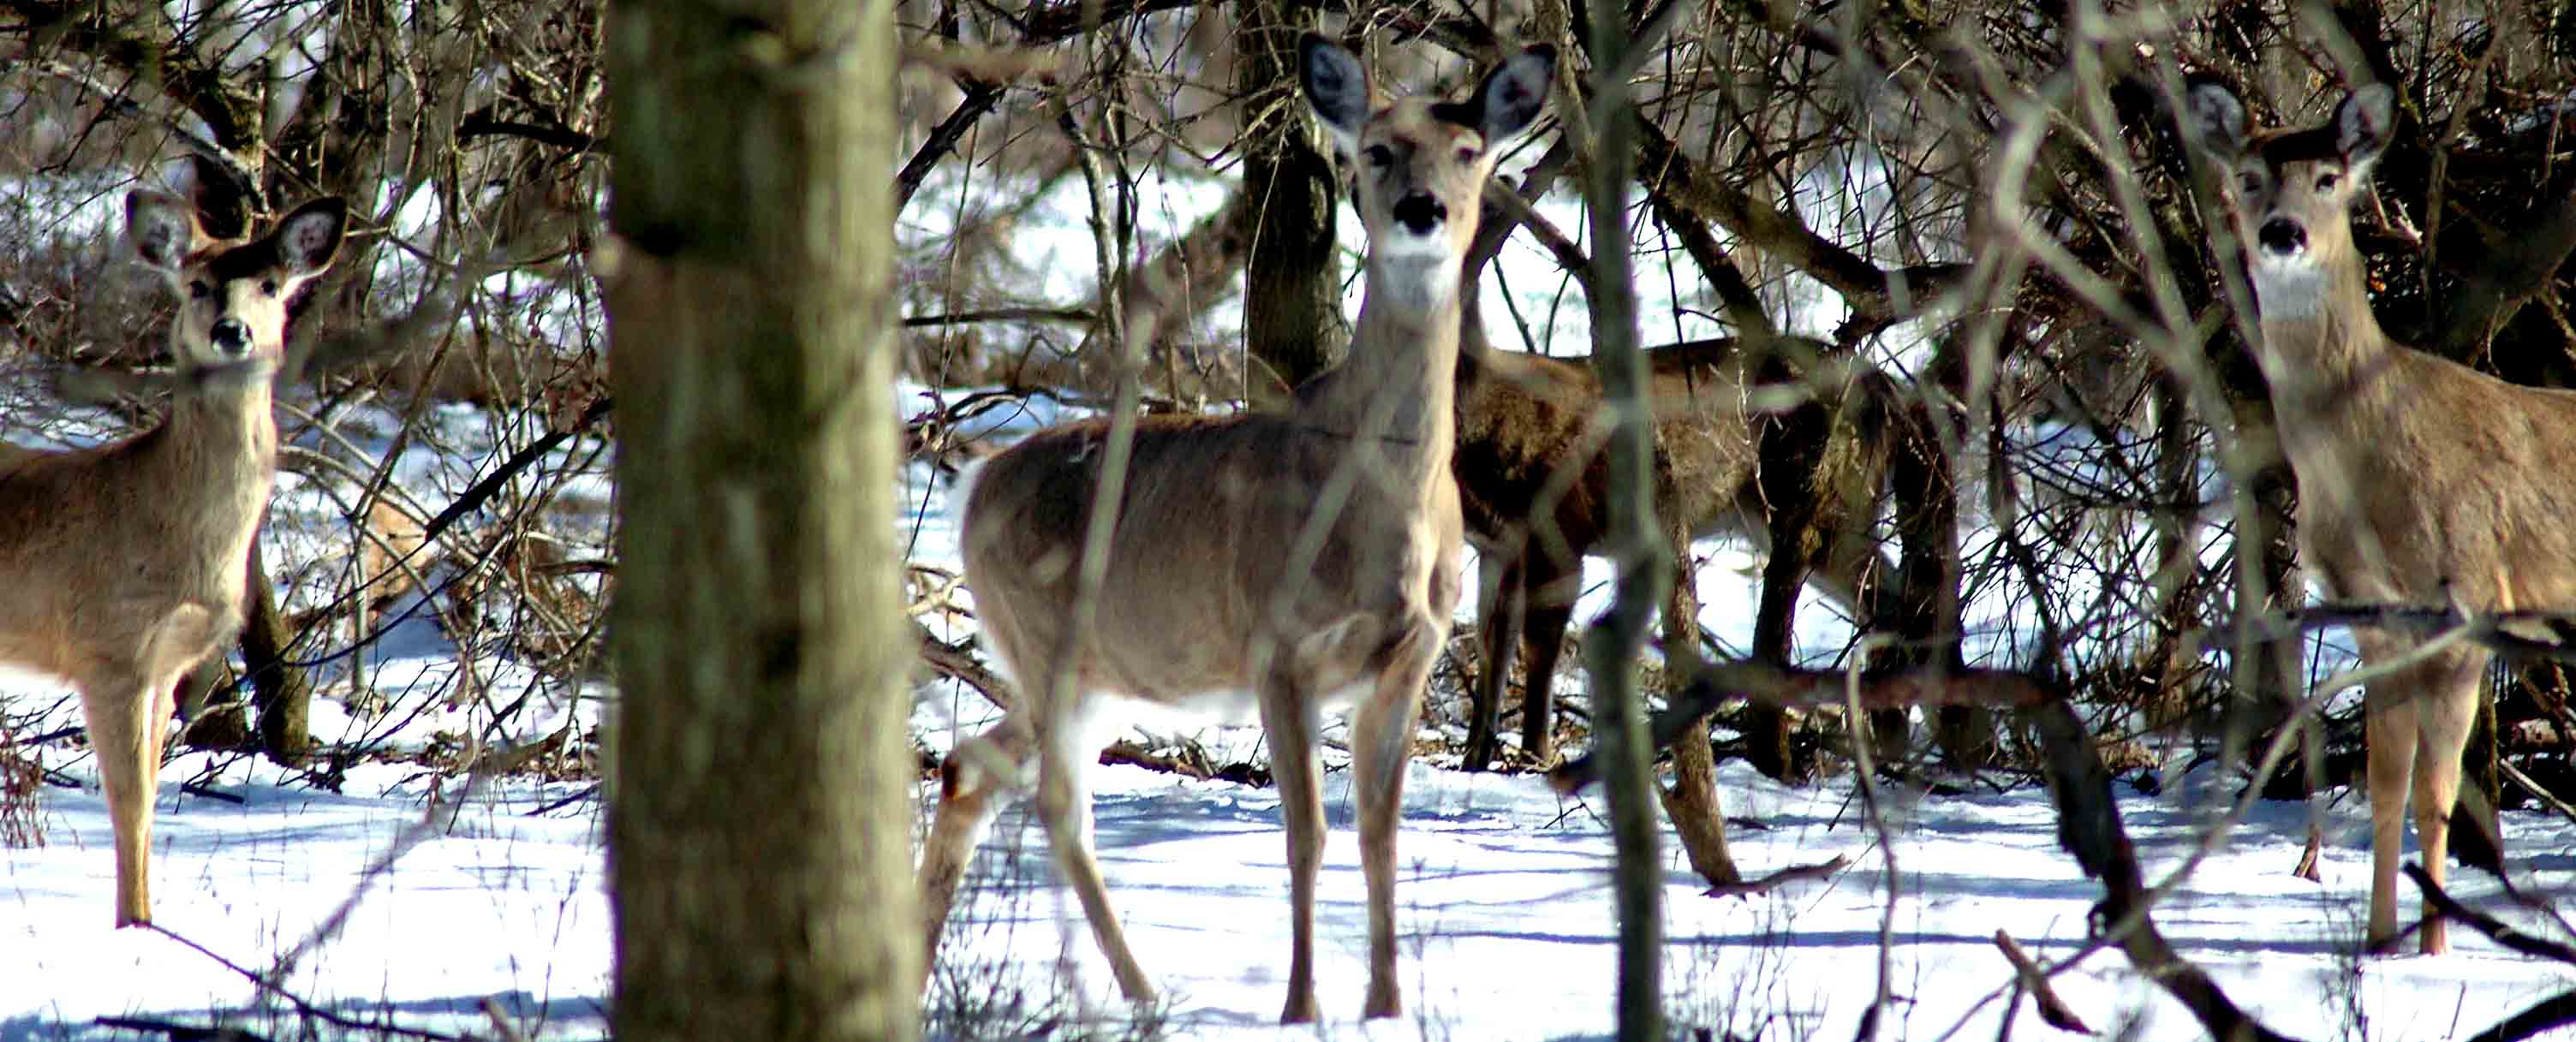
top-left (1350, 613), bottom-right (1437, 1020)
top-left (2408, 653), bottom-right (2484, 956)
top-left (77, 670), bottom-right (163, 927)
top-left (1261, 676), bottom-right (1326, 1023)
top-left (2362, 676), bottom-right (2419, 955)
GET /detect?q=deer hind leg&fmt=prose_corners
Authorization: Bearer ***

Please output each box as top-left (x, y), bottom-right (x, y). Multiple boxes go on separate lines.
top-left (1517, 552), bottom-right (1578, 764)
top-left (1031, 715), bottom-right (1154, 1005)
top-left (916, 719), bottom-right (1033, 990)
top-left (1261, 672), bottom-right (1326, 1023)
top-left (2407, 649), bottom-right (2486, 956)
top-left (1464, 547), bottom-right (1524, 771)
top-left (1349, 612), bottom-right (1439, 1020)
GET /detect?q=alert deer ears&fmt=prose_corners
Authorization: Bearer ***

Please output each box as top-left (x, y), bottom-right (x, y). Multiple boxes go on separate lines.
top-left (2185, 82), bottom-right (2251, 163)
top-left (1462, 46), bottom-right (1553, 149)
top-left (127, 191), bottom-right (207, 274)
top-left (1299, 35), bottom-right (1373, 152)
top-left (1297, 36), bottom-right (1555, 155)
top-left (270, 198), bottom-right (349, 277)
top-left (2334, 84), bottom-right (2397, 174)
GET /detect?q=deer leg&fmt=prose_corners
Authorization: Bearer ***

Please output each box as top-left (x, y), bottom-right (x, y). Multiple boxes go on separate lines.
top-left (2409, 651), bottom-right (2485, 956)
top-left (1031, 720), bottom-right (1154, 1004)
top-left (916, 721), bottom-right (1032, 991)
top-left (77, 670), bottom-right (161, 928)
top-left (1464, 549), bottom-right (1523, 771)
top-left (1743, 539), bottom-right (1810, 782)
top-left (1351, 614), bottom-right (1436, 1020)
top-left (1518, 551), bottom-right (1577, 764)
top-left (2362, 673), bottom-right (2419, 955)
top-left (1261, 676), bottom-right (1326, 1023)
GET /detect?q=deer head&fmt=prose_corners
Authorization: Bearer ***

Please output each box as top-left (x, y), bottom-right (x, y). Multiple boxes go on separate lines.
top-left (2188, 82), bottom-right (2396, 320)
top-left (1298, 36), bottom-right (1552, 307)
top-left (126, 193), bottom-right (349, 378)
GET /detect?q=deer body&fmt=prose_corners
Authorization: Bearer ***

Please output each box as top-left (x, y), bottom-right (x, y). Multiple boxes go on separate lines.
top-left (2191, 84), bottom-right (2576, 954)
top-left (917, 37), bottom-right (1552, 1021)
top-left (1452, 333), bottom-right (1893, 765)
top-left (0, 190), bottom-right (346, 927)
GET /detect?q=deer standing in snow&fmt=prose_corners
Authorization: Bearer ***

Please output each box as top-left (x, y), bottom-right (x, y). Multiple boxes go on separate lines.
top-left (2189, 82), bottom-right (2576, 955)
top-left (0, 187), bottom-right (347, 926)
top-left (915, 37), bottom-right (1552, 1020)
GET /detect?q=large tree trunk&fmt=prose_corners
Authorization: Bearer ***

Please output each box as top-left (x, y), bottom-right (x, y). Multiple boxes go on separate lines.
top-left (1234, 0), bottom-right (1344, 402)
top-left (603, 0), bottom-right (916, 1035)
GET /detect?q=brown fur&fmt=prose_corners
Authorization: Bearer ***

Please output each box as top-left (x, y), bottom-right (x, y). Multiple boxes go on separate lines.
top-left (1451, 330), bottom-right (1896, 765)
top-left (0, 189), bottom-right (345, 927)
top-left (2191, 83), bottom-right (2576, 954)
top-left (916, 39), bottom-right (1553, 1021)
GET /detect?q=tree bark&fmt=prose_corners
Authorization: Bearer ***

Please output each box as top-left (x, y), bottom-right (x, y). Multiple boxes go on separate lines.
top-left (1234, 0), bottom-right (1344, 402)
top-left (1581, 27), bottom-right (1663, 1042)
top-left (604, 0), bottom-right (916, 1034)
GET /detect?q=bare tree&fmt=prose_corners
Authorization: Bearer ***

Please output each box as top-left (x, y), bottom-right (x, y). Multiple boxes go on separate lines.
top-left (602, 0), bottom-right (915, 1035)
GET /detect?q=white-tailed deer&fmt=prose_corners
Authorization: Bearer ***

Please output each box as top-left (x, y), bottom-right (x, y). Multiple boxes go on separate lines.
top-left (0, 188), bottom-right (347, 926)
top-left (1452, 330), bottom-right (1897, 769)
top-left (916, 37), bottom-right (1550, 1021)
top-left (2190, 83), bottom-right (2576, 955)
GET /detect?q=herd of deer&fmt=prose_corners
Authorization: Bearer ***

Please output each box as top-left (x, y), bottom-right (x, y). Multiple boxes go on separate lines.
top-left (0, 31), bottom-right (2554, 1024)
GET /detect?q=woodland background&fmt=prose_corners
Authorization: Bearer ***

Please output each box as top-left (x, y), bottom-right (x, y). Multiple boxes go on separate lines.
top-left (8, 0), bottom-right (2576, 1039)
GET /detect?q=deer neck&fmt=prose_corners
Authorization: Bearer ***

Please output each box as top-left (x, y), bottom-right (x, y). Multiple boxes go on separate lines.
top-left (2251, 253), bottom-right (2398, 424)
top-left (152, 365), bottom-right (282, 503)
top-left (1299, 253), bottom-right (1464, 467)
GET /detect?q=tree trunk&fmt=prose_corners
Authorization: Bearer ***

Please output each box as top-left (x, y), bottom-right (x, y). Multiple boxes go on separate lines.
top-left (604, 0), bottom-right (916, 1034)
top-left (1234, 0), bottom-right (1344, 402)
top-left (1582, 27), bottom-right (1663, 1042)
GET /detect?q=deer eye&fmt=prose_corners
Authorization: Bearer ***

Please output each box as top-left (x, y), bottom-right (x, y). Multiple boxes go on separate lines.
top-left (1455, 146), bottom-right (1481, 164)
top-left (2238, 171), bottom-right (2263, 194)
top-left (2316, 170), bottom-right (2340, 191)
top-left (187, 280), bottom-right (211, 300)
top-left (260, 278), bottom-right (279, 295)
top-left (1363, 145), bottom-right (1394, 168)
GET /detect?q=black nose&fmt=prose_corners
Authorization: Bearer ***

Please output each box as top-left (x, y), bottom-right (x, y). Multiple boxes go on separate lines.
top-left (210, 318), bottom-right (252, 356)
top-left (1392, 194), bottom-right (1446, 235)
top-left (2258, 217), bottom-right (2306, 255)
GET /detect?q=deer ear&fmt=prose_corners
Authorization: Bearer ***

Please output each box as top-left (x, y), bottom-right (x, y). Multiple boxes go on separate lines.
top-left (2185, 81), bottom-right (2250, 162)
top-left (2336, 84), bottom-right (2396, 173)
top-left (1298, 33), bottom-right (1370, 154)
top-left (1472, 45), bottom-right (1553, 148)
top-left (126, 191), bottom-right (202, 274)
top-left (271, 198), bottom-right (349, 277)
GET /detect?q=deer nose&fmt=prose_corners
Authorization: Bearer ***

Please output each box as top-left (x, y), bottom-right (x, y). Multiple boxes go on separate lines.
top-left (1392, 194), bottom-right (1446, 235)
top-left (209, 318), bottom-right (253, 357)
top-left (2258, 217), bottom-right (2306, 256)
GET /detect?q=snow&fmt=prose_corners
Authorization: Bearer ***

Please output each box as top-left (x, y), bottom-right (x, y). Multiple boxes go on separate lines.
top-left (3, 158), bottom-right (2567, 1042)
top-left (9, 442), bottom-right (2570, 1042)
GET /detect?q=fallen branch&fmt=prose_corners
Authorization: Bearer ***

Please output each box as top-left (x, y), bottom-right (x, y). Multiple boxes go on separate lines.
top-left (1703, 853), bottom-right (1848, 897)
top-left (2203, 602), bottom-right (2576, 663)
top-left (1549, 662), bottom-right (2056, 793)
top-left (2024, 700), bottom-right (2301, 1042)
top-left (915, 622), bottom-right (1011, 710)
top-left (2403, 862), bottom-right (2576, 966)
top-left (90, 1016), bottom-right (275, 1042)
top-left (1993, 929), bottom-right (2095, 1035)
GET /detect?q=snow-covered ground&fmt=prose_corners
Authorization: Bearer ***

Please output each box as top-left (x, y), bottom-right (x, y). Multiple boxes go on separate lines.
top-left (6, 444), bottom-right (2572, 1042)
top-left (0, 157), bottom-right (2560, 1042)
